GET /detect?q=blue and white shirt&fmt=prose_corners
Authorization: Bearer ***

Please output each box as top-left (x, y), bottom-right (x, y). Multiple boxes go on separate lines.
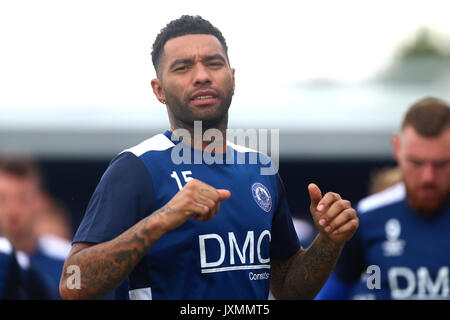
top-left (334, 182), bottom-right (450, 300)
top-left (73, 130), bottom-right (301, 300)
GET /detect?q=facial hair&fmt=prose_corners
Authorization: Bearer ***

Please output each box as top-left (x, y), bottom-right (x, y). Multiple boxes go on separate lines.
top-left (405, 182), bottom-right (449, 218)
top-left (164, 85), bottom-right (234, 131)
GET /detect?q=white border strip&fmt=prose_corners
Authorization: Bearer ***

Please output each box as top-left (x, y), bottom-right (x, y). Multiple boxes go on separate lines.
top-left (201, 264), bottom-right (270, 274)
top-left (129, 287), bottom-right (152, 300)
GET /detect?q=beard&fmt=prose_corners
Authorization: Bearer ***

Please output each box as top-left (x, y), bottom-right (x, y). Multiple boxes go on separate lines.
top-left (405, 182), bottom-right (449, 217)
top-left (164, 85), bottom-right (234, 130)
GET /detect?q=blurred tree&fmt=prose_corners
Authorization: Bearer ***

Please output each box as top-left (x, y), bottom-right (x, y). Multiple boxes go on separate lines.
top-left (376, 27), bottom-right (450, 84)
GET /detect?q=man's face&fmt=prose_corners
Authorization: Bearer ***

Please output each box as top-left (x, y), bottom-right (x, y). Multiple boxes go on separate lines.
top-left (151, 34), bottom-right (235, 129)
top-left (0, 172), bottom-right (39, 240)
top-left (393, 126), bottom-right (450, 216)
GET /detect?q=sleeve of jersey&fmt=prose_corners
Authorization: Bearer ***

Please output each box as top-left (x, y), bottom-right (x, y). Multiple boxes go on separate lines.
top-left (269, 174), bottom-right (302, 260)
top-left (73, 152), bottom-right (155, 244)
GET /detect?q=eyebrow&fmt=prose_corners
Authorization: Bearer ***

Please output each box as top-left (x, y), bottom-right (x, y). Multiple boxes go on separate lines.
top-left (407, 155), bottom-right (450, 166)
top-left (168, 54), bottom-right (227, 70)
top-left (203, 54), bottom-right (227, 63)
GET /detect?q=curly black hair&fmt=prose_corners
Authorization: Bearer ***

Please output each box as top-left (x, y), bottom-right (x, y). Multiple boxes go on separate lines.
top-left (151, 15), bottom-right (228, 72)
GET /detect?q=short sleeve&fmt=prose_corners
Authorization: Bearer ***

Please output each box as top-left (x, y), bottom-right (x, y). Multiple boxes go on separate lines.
top-left (270, 174), bottom-right (301, 260)
top-left (73, 152), bottom-right (155, 244)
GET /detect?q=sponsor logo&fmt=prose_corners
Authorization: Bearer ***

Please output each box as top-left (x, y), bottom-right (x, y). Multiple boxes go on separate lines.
top-left (382, 218), bottom-right (405, 257)
top-left (198, 230), bottom-right (271, 274)
top-left (249, 271), bottom-right (270, 281)
top-left (388, 266), bottom-right (449, 299)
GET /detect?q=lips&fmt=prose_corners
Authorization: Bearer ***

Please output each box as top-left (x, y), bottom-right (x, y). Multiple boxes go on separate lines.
top-left (190, 89), bottom-right (219, 106)
top-left (417, 186), bottom-right (439, 199)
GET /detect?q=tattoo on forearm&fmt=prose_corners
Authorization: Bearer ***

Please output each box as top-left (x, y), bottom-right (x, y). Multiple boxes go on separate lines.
top-left (62, 207), bottom-right (169, 299)
top-left (271, 235), bottom-right (342, 300)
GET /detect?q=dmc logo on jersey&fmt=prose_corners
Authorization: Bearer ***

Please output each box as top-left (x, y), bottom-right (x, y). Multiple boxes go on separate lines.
top-left (251, 183), bottom-right (272, 213)
top-left (198, 230), bottom-right (271, 274)
top-left (382, 218), bottom-right (405, 257)
top-left (388, 266), bottom-right (449, 299)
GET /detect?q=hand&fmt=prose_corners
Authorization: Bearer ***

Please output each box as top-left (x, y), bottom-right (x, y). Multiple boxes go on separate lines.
top-left (159, 178), bottom-right (231, 232)
top-left (308, 183), bottom-right (359, 245)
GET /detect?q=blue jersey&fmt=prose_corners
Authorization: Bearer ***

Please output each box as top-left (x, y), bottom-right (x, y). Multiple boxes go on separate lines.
top-left (0, 237), bottom-right (14, 299)
top-left (28, 235), bottom-right (71, 299)
top-left (332, 183), bottom-right (450, 300)
top-left (73, 130), bottom-right (300, 300)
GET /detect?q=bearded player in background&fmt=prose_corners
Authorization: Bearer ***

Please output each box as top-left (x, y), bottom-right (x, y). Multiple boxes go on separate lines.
top-left (317, 97), bottom-right (450, 300)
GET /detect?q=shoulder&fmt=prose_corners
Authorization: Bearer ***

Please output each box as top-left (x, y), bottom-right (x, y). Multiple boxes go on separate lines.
top-left (120, 133), bottom-right (175, 157)
top-left (226, 140), bottom-right (268, 160)
top-left (226, 140), bottom-right (276, 175)
top-left (103, 133), bottom-right (175, 179)
top-left (357, 182), bottom-right (406, 215)
top-left (0, 237), bottom-right (13, 256)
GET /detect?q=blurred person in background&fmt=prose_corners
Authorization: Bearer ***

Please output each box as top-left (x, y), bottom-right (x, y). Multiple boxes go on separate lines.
top-left (0, 157), bottom-right (70, 299)
top-left (367, 166), bottom-right (402, 195)
top-left (0, 236), bottom-right (54, 299)
top-left (316, 97), bottom-right (450, 299)
top-left (35, 193), bottom-right (73, 242)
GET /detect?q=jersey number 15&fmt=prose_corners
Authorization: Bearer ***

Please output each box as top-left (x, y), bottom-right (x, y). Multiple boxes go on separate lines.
top-left (170, 170), bottom-right (193, 191)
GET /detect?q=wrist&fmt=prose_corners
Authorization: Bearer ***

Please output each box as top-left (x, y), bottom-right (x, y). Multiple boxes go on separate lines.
top-left (316, 232), bottom-right (345, 252)
top-left (144, 207), bottom-right (172, 240)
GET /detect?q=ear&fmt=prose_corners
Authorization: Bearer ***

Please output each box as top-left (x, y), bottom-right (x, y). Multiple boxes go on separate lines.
top-left (231, 68), bottom-right (236, 93)
top-left (151, 78), bottom-right (166, 104)
top-left (391, 134), bottom-right (400, 162)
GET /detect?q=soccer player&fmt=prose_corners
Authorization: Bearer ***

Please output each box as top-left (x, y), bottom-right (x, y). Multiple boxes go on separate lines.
top-left (0, 157), bottom-right (70, 299)
top-left (316, 97), bottom-right (450, 299)
top-left (0, 236), bottom-right (55, 299)
top-left (59, 15), bottom-right (359, 300)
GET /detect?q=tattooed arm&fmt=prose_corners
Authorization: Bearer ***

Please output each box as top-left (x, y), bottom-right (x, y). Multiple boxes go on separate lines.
top-left (271, 234), bottom-right (344, 299)
top-left (59, 179), bottom-right (230, 300)
top-left (270, 184), bottom-right (359, 300)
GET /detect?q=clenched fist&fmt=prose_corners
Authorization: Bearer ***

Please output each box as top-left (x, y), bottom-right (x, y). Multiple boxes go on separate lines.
top-left (308, 183), bottom-right (359, 245)
top-left (158, 178), bottom-right (231, 232)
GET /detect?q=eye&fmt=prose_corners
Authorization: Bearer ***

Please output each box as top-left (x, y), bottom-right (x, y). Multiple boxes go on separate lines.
top-left (434, 160), bottom-right (450, 169)
top-left (174, 65), bottom-right (188, 72)
top-left (207, 60), bottom-right (224, 68)
top-left (408, 158), bottom-right (423, 167)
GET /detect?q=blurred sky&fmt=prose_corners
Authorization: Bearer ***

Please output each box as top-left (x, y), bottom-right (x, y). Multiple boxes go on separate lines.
top-left (0, 0), bottom-right (449, 132)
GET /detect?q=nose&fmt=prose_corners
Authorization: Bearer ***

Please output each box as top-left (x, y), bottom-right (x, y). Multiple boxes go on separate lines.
top-left (192, 64), bottom-right (212, 86)
top-left (421, 163), bottom-right (437, 183)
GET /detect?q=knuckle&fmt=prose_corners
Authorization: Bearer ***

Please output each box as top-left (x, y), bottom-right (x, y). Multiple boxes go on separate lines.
top-left (338, 200), bottom-right (350, 211)
top-left (182, 187), bottom-right (194, 198)
top-left (342, 199), bottom-right (351, 208)
top-left (199, 205), bottom-right (209, 214)
top-left (190, 178), bottom-right (200, 184)
top-left (343, 209), bottom-right (353, 219)
top-left (184, 179), bottom-right (196, 188)
top-left (207, 199), bottom-right (216, 210)
top-left (332, 192), bottom-right (341, 200)
top-left (335, 200), bottom-right (346, 211)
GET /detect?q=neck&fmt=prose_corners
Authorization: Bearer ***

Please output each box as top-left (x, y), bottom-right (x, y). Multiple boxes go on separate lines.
top-left (169, 117), bottom-right (228, 153)
top-left (10, 233), bottom-right (37, 255)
